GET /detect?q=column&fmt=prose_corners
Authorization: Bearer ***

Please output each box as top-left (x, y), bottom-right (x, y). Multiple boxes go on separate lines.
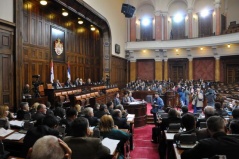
top-left (130, 16), bottom-right (136, 41)
top-left (155, 11), bottom-right (162, 41)
top-left (155, 60), bottom-right (163, 81)
top-left (130, 60), bottom-right (136, 81)
top-left (214, 0), bottom-right (221, 35)
top-left (163, 13), bottom-right (168, 40)
top-left (215, 56), bottom-right (220, 82)
top-left (188, 9), bottom-right (193, 38)
top-left (188, 58), bottom-right (193, 80)
top-left (164, 58), bottom-right (168, 80)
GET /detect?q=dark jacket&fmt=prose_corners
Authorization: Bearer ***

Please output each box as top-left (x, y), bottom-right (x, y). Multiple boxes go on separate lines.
top-left (113, 117), bottom-right (130, 129)
top-left (181, 132), bottom-right (239, 159)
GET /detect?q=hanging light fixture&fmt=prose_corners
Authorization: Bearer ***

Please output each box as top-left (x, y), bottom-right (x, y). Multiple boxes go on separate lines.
top-left (78, 18), bottom-right (83, 24)
top-left (91, 25), bottom-right (96, 31)
top-left (40, 0), bottom-right (47, 5)
top-left (62, 9), bottom-right (68, 16)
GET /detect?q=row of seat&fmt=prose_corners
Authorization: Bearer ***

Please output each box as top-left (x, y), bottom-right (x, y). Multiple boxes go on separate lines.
top-left (91, 85), bottom-right (106, 91)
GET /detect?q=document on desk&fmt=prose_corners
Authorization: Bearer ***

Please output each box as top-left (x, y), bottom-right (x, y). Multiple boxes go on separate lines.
top-left (0, 128), bottom-right (14, 137)
top-left (5, 132), bottom-right (25, 140)
top-left (102, 137), bottom-right (120, 155)
top-left (9, 120), bottom-right (24, 127)
top-left (127, 114), bottom-right (135, 122)
top-left (129, 101), bottom-right (141, 105)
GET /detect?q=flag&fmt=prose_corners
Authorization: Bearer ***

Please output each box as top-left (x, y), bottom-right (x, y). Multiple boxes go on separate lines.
top-left (50, 59), bottom-right (54, 83)
top-left (67, 61), bottom-right (71, 80)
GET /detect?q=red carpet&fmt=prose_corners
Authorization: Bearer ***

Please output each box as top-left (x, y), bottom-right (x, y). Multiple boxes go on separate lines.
top-left (130, 125), bottom-right (160, 159)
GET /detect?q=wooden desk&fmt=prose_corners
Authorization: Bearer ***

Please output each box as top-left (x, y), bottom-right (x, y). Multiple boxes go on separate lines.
top-left (164, 131), bottom-right (176, 159)
top-left (173, 144), bottom-right (183, 159)
top-left (124, 102), bottom-right (147, 127)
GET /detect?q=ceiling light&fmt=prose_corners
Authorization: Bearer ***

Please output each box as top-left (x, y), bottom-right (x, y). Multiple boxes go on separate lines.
top-left (200, 10), bottom-right (209, 17)
top-left (91, 26), bottom-right (96, 31)
top-left (142, 18), bottom-right (150, 26)
top-left (228, 44), bottom-right (231, 48)
top-left (173, 14), bottom-right (183, 23)
top-left (176, 49), bottom-right (178, 52)
top-left (200, 47), bottom-right (203, 50)
top-left (78, 19), bottom-right (83, 24)
top-left (62, 9), bottom-right (68, 16)
top-left (40, 0), bottom-right (47, 5)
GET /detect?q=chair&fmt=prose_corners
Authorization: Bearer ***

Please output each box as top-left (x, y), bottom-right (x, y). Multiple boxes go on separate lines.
top-left (176, 134), bottom-right (197, 149)
top-left (46, 83), bottom-right (53, 89)
top-left (38, 84), bottom-right (45, 96)
top-left (167, 123), bottom-right (181, 133)
top-left (199, 122), bottom-right (207, 129)
top-left (0, 120), bottom-right (7, 128)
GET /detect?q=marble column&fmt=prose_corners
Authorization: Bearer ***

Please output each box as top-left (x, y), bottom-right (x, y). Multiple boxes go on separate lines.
top-left (188, 9), bottom-right (193, 38)
top-left (215, 56), bottom-right (220, 81)
top-left (214, 1), bottom-right (221, 35)
top-left (130, 16), bottom-right (136, 41)
top-left (155, 11), bottom-right (162, 41)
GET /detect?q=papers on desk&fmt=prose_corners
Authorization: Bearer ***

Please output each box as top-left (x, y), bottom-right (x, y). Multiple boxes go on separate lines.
top-left (102, 137), bottom-right (120, 155)
top-left (5, 132), bottom-right (25, 140)
top-left (9, 120), bottom-right (24, 127)
top-left (128, 101), bottom-right (141, 105)
top-left (127, 114), bottom-right (135, 122)
top-left (0, 128), bottom-right (14, 137)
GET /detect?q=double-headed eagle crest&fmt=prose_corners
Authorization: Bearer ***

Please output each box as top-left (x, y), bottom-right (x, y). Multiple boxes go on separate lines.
top-left (54, 38), bottom-right (63, 55)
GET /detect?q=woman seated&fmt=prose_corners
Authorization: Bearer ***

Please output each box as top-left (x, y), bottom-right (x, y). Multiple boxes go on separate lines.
top-left (99, 115), bottom-right (130, 159)
top-left (0, 105), bottom-right (10, 129)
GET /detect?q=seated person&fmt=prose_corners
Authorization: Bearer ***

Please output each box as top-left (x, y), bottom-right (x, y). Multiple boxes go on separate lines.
top-left (64, 117), bottom-right (110, 159)
top-left (99, 115), bottom-right (130, 158)
top-left (181, 106), bottom-right (190, 117)
top-left (196, 106), bottom-right (215, 128)
top-left (27, 135), bottom-right (72, 159)
top-left (74, 77), bottom-right (80, 86)
top-left (29, 102), bottom-right (40, 115)
top-left (17, 102), bottom-right (30, 120)
top-left (83, 107), bottom-right (99, 127)
top-left (229, 120), bottom-right (239, 134)
top-left (93, 103), bottom-right (100, 115)
top-left (85, 78), bottom-right (92, 85)
top-left (31, 104), bottom-right (47, 125)
top-left (0, 105), bottom-right (10, 129)
top-left (54, 102), bottom-right (66, 119)
top-left (181, 116), bottom-right (239, 159)
top-left (159, 108), bottom-right (181, 131)
top-left (52, 79), bottom-right (63, 89)
top-left (113, 92), bottom-right (121, 107)
top-left (106, 101), bottom-right (114, 115)
top-left (94, 104), bottom-right (109, 119)
top-left (174, 113), bottom-right (197, 142)
top-left (45, 101), bottom-right (54, 116)
top-left (23, 115), bottom-right (60, 156)
top-left (74, 104), bottom-right (83, 117)
top-left (64, 78), bottom-right (73, 88)
top-left (115, 104), bottom-right (128, 118)
top-left (60, 108), bottom-right (78, 136)
top-left (128, 91), bottom-right (136, 102)
top-left (112, 109), bottom-right (130, 130)
top-left (227, 108), bottom-right (239, 129)
top-left (214, 102), bottom-right (228, 117)
top-left (122, 91), bottom-right (130, 104)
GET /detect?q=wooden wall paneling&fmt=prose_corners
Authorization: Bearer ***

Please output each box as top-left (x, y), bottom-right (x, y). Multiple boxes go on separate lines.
top-left (45, 22), bottom-right (50, 47)
top-left (193, 57), bottom-right (215, 80)
top-left (137, 59), bottom-right (155, 80)
top-left (23, 13), bottom-right (29, 43)
top-left (30, 16), bottom-right (37, 45)
top-left (37, 18), bottom-right (43, 46)
top-left (168, 59), bottom-right (188, 83)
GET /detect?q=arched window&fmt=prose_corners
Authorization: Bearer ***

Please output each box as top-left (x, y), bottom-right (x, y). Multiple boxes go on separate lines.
top-left (140, 18), bottom-right (153, 41)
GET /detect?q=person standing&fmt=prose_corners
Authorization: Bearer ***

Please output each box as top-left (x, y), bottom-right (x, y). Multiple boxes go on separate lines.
top-left (192, 88), bottom-right (204, 113)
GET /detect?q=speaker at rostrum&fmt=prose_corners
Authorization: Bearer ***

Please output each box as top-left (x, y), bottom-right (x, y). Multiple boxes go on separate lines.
top-left (121, 3), bottom-right (135, 18)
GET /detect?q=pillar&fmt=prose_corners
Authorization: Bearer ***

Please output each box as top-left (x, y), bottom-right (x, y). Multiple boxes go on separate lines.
top-left (188, 9), bottom-right (193, 38)
top-left (163, 13), bottom-right (168, 40)
top-left (215, 56), bottom-right (220, 82)
top-left (155, 11), bottom-right (162, 41)
top-left (155, 60), bottom-right (163, 81)
top-left (130, 60), bottom-right (136, 81)
top-left (130, 16), bottom-right (136, 41)
top-left (164, 59), bottom-right (168, 80)
top-left (214, 0), bottom-right (221, 35)
top-left (188, 58), bottom-right (193, 80)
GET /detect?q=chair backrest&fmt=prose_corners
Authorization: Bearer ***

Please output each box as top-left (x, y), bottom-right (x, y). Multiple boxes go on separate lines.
top-left (199, 122), bottom-right (207, 129)
top-left (47, 83), bottom-right (53, 89)
top-left (38, 84), bottom-right (44, 92)
top-left (168, 123), bottom-right (181, 131)
top-left (178, 134), bottom-right (197, 144)
top-left (57, 125), bottom-right (66, 137)
top-left (0, 120), bottom-right (7, 128)
top-left (160, 113), bottom-right (168, 119)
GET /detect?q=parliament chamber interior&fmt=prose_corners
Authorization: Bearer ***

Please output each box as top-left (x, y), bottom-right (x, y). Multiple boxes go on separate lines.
top-left (0, 0), bottom-right (239, 159)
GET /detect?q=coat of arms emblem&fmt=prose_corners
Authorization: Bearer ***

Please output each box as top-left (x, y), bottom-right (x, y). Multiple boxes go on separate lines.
top-left (54, 38), bottom-right (63, 55)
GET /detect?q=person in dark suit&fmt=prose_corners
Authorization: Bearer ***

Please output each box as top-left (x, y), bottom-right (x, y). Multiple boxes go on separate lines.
top-left (106, 101), bottom-right (114, 115)
top-left (112, 109), bottom-right (130, 129)
top-left (64, 78), bottom-right (73, 88)
top-left (83, 107), bottom-right (99, 127)
top-left (64, 117), bottom-right (110, 159)
top-left (16, 102), bottom-right (30, 120)
top-left (214, 102), bottom-right (228, 117)
top-left (181, 116), bottom-right (239, 159)
top-left (31, 104), bottom-right (47, 125)
top-left (73, 77), bottom-right (80, 86)
top-left (23, 115), bottom-right (60, 156)
top-left (229, 120), bottom-right (239, 134)
top-left (52, 79), bottom-right (63, 89)
top-left (94, 104), bottom-right (109, 119)
top-left (60, 108), bottom-right (77, 136)
top-left (54, 101), bottom-right (66, 119)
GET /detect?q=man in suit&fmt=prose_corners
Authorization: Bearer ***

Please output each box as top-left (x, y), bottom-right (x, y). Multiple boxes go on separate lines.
top-left (52, 79), bottom-right (63, 89)
top-left (112, 109), bottom-right (130, 129)
top-left (64, 117), bottom-right (110, 159)
top-left (31, 104), bottom-right (47, 124)
top-left (16, 102), bottom-right (30, 120)
top-left (65, 78), bottom-right (73, 88)
top-left (181, 116), bottom-right (239, 159)
top-left (113, 92), bottom-right (121, 107)
top-left (83, 107), bottom-right (99, 127)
